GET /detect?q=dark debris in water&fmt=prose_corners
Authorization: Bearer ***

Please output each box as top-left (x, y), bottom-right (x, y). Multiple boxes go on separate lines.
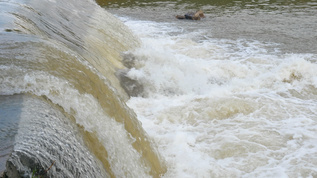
top-left (4, 29), bottom-right (22, 33)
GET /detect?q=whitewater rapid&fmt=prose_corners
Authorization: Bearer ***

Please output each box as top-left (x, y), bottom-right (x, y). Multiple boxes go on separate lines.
top-left (1, 0), bottom-right (317, 177)
top-left (119, 17), bottom-right (317, 177)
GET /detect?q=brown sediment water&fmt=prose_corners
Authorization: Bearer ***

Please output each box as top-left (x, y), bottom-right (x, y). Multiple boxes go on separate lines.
top-left (0, 0), bottom-right (166, 177)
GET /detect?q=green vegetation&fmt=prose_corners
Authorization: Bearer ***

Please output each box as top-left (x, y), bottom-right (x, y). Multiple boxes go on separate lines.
top-left (31, 161), bottom-right (55, 178)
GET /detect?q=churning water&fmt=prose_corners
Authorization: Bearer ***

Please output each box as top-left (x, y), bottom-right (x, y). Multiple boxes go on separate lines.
top-left (102, 0), bottom-right (317, 177)
top-left (1, 0), bottom-right (317, 177)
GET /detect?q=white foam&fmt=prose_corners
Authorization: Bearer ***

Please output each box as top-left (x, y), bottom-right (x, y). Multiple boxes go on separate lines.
top-left (123, 18), bottom-right (317, 177)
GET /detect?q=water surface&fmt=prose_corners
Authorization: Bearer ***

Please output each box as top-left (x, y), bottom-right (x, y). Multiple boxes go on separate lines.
top-left (100, 0), bottom-right (317, 54)
top-left (0, 95), bottom-right (22, 173)
top-left (0, 0), bottom-right (166, 176)
top-left (98, 0), bottom-right (317, 177)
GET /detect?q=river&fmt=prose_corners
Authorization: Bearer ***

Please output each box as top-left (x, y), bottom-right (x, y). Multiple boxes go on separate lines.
top-left (0, 0), bottom-right (165, 177)
top-left (101, 0), bottom-right (317, 177)
top-left (1, 0), bottom-right (317, 177)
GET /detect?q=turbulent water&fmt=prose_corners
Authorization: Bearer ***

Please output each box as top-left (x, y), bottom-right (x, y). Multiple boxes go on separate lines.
top-left (1, 0), bottom-right (317, 177)
top-left (101, 0), bottom-right (317, 177)
top-left (0, 0), bottom-right (165, 177)
top-left (4, 94), bottom-right (108, 177)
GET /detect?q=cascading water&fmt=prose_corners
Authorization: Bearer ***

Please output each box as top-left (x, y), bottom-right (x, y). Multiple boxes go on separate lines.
top-left (0, 0), bottom-right (166, 177)
top-left (100, 1), bottom-right (317, 177)
top-left (2, 0), bottom-right (317, 177)
top-left (5, 94), bottom-right (108, 177)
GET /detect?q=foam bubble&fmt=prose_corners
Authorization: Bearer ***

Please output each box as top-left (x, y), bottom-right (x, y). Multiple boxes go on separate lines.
top-left (124, 18), bottom-right (317, 177)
